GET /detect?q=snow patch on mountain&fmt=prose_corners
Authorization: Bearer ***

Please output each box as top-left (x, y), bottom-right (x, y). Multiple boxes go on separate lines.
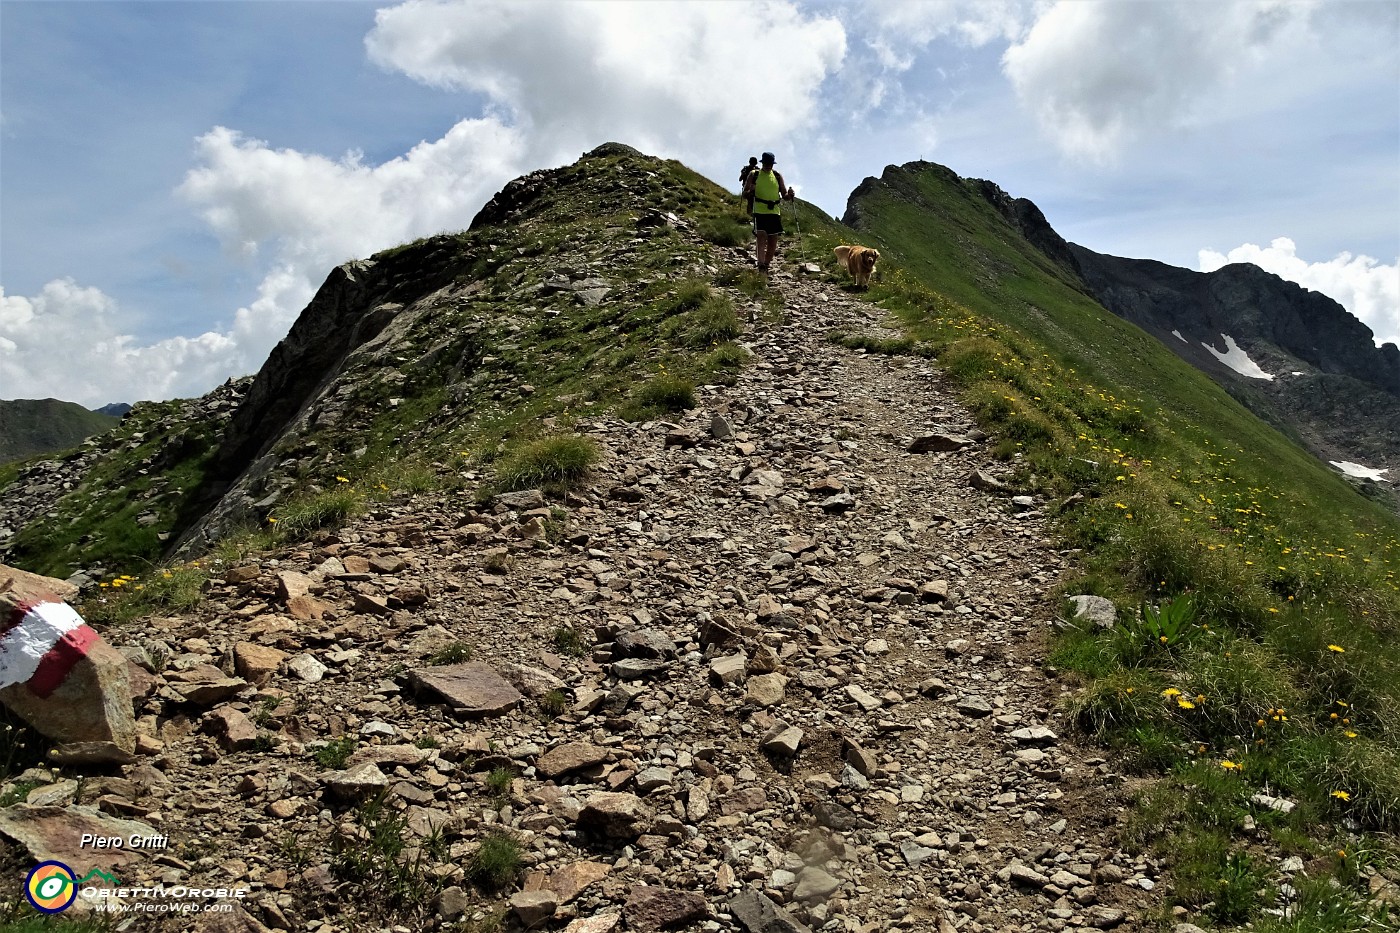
top-left (1202, 334), bottom-right (1274, 381)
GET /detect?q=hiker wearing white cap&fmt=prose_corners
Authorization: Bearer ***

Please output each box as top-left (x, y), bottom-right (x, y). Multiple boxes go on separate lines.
top-left (742, 151), bottom-right (794, 273)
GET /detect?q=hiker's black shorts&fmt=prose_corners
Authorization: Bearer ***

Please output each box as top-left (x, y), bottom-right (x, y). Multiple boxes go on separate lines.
top-left (753, 213), bottom-right (783, 236)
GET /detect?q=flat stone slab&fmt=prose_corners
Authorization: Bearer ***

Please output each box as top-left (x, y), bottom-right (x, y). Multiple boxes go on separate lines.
top-left (409, 662), bottom-right (523, 716)
top-left (614, 629), bottom-right (678, 660)
top-left (908, 433), bottom-right (973, 453)
top-left (577, 792), bottom-right (653, 841)
top-left (793, 866), bottom-right (841, 902)
top-left (843, 684), bottom-right (883, 712)
top-left (1007, 863), bottom-right (1050, 888)
top-left (761, 726), bottom-right (803, 756)
top-left (746, 673), bottom-right (787, 707)
top-left (624, 884), bottom-right (708, 933)
top-left (533, 860), bottom-right (611, 903)
top-left (1009, 726), bottom-right (1058, 745)
top-left (325, 762), bottom-right (389, 801)
top-left (709, 653), bottom-right (747, 685)
top-left (538, 742), bottom-right (610, 779)
top-left (511, 889), bottom-right (559, 927)
top-left (610, 658), bottom-right (670, 680)
top-left (563, 914), bottom-right (622, 933)
top-left (729, 888), bottom-right (814, 933)
top-left (956, 695), bottom-right (994, 717)
top-left (0, 805), bottom-right (161, 875)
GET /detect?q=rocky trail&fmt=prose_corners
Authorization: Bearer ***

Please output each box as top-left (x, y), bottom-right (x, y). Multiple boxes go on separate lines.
top-left (2, 244), bottom-right (1168, 933)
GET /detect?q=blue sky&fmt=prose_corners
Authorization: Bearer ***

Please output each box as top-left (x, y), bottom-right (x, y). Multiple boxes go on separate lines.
top-left (2, 0), bottom-right (1397, 407)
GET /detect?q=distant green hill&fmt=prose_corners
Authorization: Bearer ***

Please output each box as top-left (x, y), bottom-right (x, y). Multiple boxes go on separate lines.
top-left (0, 398), bottom-right (118, 463)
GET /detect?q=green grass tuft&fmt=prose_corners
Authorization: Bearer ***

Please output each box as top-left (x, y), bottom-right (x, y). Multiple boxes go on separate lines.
top-left (80, 561), bottom-right (210, 628)
top-left (626, 374), bottom-right (696, 417)
top-left (551, 623), bottom-right (589, 657)
top-left (268, 487), bottom-right (365, 541)
top-left (698, 213), bottom-right (752, 247)
top-left (313, 736), bottom-right (358, 770)
top-left (427, 641), bottom-right (474, 666)
top-left (494, 434), bottom-right (600, 492)
top-left (539, 689), bottom-right (568, 719)
top-left (466, 832), bottom-right (523, 891)
top-left (664, 294), bottom-right (743, 348)
top-left (331, 792), bottom-right (445, 915)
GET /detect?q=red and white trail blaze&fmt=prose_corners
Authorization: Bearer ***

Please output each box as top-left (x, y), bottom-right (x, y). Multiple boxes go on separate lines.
top-left (0, 599), bottom-right (99, 698)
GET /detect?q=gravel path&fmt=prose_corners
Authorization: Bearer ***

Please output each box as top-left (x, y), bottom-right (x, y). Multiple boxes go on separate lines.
top-left (7, 248), bottom-right (1166, 933)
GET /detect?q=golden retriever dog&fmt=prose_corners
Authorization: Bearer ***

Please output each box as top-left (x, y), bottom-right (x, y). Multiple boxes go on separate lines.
top-left (834, 245), bottom-right (880, 288)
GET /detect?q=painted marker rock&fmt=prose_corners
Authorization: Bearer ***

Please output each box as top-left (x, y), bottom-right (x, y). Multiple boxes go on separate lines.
top-left (0, 564), bottom-right (136, 761)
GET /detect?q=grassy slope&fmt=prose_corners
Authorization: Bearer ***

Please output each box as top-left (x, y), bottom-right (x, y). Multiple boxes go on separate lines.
top-left (795, 163), bottom-right (1399, 928)
top-left (0, 399), bottom-right (116, 464)
top-left (4, 398), bottom-right (224, 578)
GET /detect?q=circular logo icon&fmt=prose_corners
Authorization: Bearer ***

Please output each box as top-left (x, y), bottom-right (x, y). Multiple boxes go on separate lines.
top-left (25, 861), bottom-right (77, 913)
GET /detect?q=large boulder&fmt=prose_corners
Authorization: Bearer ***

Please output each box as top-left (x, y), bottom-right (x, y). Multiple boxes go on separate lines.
top-left (0, 565), bottom-right (135, 760)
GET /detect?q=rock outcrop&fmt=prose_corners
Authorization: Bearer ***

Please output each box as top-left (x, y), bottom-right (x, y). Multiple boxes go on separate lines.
top-left (1070, 246), bottom-right (1400, 396)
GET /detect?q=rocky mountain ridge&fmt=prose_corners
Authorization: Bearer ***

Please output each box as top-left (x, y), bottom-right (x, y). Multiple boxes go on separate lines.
top-left (3, 144), bottom-right (1400, 932)
top-left (841, 158), bottom-right (1399, 495)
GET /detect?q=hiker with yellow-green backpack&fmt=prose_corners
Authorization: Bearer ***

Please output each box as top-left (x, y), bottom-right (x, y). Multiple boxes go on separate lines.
top-left (741, 151), bottom-right (794, 273)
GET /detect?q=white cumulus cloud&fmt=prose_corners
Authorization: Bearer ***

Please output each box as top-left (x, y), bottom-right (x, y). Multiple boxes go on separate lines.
top-left (0, 279), bottom-right (246, 407)
top-left (178, 120), bottom-right (527, 269)
top-left (1004, 2), bottom-right (1314, 161)
top-left (861, 0), bottom-right (1033, 71)
top-left (1198, 237), bottom-right (1400, 347)
top-left (364, 0), bottom-right (845, 163)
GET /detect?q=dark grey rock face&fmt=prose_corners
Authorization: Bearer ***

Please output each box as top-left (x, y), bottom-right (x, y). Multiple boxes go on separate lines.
top-left (1066, 243), bottom-right (1400, 493)
top-left (1071, 246), bottom-right (1400, 395)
